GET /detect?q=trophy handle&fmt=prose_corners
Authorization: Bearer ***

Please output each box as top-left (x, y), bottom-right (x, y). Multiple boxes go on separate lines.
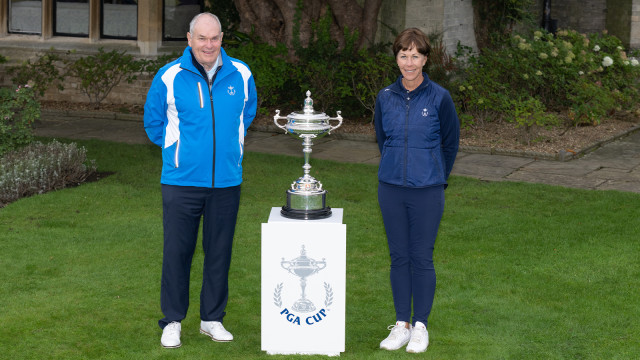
top-left (328, 111), bottom-right (343, 134)
top-left (273, 110), bottom-right (289, 134)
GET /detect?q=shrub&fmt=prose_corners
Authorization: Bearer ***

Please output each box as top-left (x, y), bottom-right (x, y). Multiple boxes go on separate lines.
top-left (0, 85), bottom-right (40, 156)
top-left (227, 42), bottom-right (290, 115)
top-left (452, 29), bottom-right (640, 127)
top-left (65, 48), bottom-right (146, 109)
top-left (346, 49), bottom-right (396, 122)
top-left (7, 49), bottom-right (67, 98)
top-left (0, 140), bottom-right (97, 208)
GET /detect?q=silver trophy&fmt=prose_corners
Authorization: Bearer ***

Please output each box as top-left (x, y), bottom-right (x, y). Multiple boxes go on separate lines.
top-left (281, 245), bottom-right (327, 313)
top-left (274, 91), bottom-right (343, 219)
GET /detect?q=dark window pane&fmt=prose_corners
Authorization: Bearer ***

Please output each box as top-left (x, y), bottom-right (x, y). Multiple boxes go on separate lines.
top-left (55, 0), bottom-right (89, 36)
top-left (164, 0), bottom-right (201, 40)
top-left (102, 0), bottom-right (138, 38)
top-left (9, 0), bottom-right (42, 34)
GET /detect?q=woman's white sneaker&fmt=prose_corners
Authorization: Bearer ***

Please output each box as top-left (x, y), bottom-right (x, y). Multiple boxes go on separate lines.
top-left (161, 322), bottom-right (182, 348)
top-left (380, 321), bottom-right (412, 350)
top-left (406, 321), bottom-right (429, 353)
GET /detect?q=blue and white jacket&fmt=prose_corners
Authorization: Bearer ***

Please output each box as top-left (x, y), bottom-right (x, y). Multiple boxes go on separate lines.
top-left (374, 73), bottom-right (459, 188)
top-left (144, 47), bottom-right (257, 188)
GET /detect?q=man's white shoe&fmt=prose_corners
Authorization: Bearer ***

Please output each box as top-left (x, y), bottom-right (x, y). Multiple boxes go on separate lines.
top-left (380, 321), bottom-right (412, 350)
top-left (161, 322), bottom-right (182, 348)
top-left (406, 321), bottom-right (429, 353)
top-left (200, 321), bottom-right (234, 342)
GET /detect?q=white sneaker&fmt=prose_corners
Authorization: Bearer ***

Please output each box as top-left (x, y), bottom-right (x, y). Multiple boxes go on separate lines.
top-left (200, 321), bottom-right (234, 342)
top-left (406, 321), bottom-right (429, 353)
top-left (161, 322), bottom-right (181, 348)
top-left (380, 321), bottom-right (412, 350)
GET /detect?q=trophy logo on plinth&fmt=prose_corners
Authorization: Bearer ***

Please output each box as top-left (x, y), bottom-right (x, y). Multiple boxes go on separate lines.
top-left (281, 245), bottom-right (327, 313)
top-left (274, 91), bottom-right (343, 219)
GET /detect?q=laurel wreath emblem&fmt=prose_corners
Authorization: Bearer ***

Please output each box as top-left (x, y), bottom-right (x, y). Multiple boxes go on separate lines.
top-left (273, 282), bottom-right (283, 307)
top-left (324, 282), bottom-right (333, 308)
top-left (273, 282), bottom-right (333, 309)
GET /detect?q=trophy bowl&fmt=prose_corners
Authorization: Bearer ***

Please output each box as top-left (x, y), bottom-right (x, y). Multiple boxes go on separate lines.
top-left (274, 91), bottom-right (343, 220)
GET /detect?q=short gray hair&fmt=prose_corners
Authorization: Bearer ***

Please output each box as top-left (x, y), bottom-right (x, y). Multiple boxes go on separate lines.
top-left (189, 12), bottom-right (222, 34)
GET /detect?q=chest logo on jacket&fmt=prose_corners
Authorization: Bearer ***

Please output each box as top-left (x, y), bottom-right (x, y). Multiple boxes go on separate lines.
top-left (422, 108), bottom-right (429, 117)
top-left (227, 85), bottom-right (236, 96)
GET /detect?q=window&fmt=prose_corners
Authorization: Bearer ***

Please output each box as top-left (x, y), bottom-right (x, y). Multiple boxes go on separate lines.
top-left (164, 0), bottom-right (202, 40)
top-left (54, 0), bottom-right (89, 36)
top-left (9, 0), bottom-right (42, 34)
top-left (102, 0), bottom-right (138, 39)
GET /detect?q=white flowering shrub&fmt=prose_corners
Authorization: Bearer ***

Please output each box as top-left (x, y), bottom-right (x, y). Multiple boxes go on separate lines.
top-left (0, 140), bottom-right (97, 207)
top-left (453, 29), bottom-right (640, 127)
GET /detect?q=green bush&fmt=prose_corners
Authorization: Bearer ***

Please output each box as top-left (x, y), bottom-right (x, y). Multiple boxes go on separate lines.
top-left (65, 48), bottom-right (146, 109)
top-left (227, 42), bottom-right (290, 115)
top-left (7, 49), bottom-right (67, 98)
top-left (453, 29), bottom-right (640, 127)
top-left (0, 140), bottom-right (96, 208)
top-left (346, 50), bottom-right (396, 122)
top-left (0, 85), bottom-right (40, 156)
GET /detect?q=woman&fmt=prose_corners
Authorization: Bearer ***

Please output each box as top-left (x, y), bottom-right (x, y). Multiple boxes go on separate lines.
top-left (374, 28), bottom-right (459, 353)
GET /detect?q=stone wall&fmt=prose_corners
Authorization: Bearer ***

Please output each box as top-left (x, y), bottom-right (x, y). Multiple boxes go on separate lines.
top-left (632, 0), bottom-right (640, 48)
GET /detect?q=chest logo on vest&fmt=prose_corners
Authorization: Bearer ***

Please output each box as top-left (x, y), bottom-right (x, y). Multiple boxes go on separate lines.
top-left (422, 108), bottom-right (429, 117)
top-left (227, 86), bottom-right (236, 96)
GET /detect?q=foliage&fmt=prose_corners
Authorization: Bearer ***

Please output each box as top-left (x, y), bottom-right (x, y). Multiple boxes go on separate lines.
top-left (204, 0), bottom-right (240, 31)
top-left (0, 140), bottom-right (96, 207)
top-left (291, 5), bottom-right (362, 115)
top-left (346, 50), bottom-right (396, 122)
top-left (7, 49), bottom-right (67, 98)
top-left (139, 52), bottom-right (180, 75)
top-left (227, 42), bottom-right (290, 115)
top-left (65, 48), bottom-right (146, 109)
top-left (0, 85), bottom-right (40, 156)
top-left (426, 31), bottom-right (459, 90)
top-left (472, 0), bottom-right (535, 49)
top-left (452, 29), bottom-right (640, 128)
top-left (508, 97), bottom-right (559, 144)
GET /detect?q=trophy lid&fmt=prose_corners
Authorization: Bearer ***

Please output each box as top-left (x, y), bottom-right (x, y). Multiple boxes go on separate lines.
top-left (287, 90), bottom-right (329, 121)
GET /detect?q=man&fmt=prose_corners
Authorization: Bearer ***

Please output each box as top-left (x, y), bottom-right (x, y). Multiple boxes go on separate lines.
top-left (144, 12), bottom-right (257, 348)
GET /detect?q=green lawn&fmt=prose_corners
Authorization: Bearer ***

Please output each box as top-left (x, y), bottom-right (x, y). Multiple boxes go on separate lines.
top-left (0, 139), bottom-right (638, 359)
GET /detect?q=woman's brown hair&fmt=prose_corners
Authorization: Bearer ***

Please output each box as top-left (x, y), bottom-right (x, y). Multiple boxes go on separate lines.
top-left (392, 28), bottom-right (431, 57)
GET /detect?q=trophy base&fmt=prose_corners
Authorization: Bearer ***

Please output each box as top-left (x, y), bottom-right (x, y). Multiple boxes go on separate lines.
top-left (281, 206), bottom-right (332, 220)
top-left (281, 189), bottom-right (332, 220)
top-left (291, 298), bottom-right (317, 313)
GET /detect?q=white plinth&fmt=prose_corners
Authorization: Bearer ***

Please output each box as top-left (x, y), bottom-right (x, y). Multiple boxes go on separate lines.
top-left (261, 207), bottom-right (346, 356)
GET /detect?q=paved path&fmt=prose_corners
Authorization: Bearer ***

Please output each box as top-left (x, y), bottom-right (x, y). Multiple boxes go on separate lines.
top-left (34, 110), bottom-right (640, 193)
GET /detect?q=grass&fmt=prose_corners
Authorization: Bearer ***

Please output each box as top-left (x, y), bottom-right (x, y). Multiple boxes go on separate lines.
top-left (0, 138), bottom-right (639, 359)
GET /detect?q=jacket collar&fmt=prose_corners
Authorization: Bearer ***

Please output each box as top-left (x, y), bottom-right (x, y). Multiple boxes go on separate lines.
top-left (180, 46), bottom-right (229, 80)
top-left (389, 72), bottom-right (430, 94)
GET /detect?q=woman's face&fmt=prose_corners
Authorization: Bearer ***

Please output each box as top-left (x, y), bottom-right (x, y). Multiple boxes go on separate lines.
top-left (396, 46), bottom-right (427, 82)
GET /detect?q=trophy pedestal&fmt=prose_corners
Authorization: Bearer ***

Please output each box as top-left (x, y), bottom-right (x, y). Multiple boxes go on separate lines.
top-left (261, 207), bottom-right (346, 356)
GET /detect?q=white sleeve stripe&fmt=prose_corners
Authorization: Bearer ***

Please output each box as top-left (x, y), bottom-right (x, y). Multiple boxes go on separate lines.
top-left (161, 64), bottom-right (183, 149)
top-left (231, 61), bottom-right (252, 162)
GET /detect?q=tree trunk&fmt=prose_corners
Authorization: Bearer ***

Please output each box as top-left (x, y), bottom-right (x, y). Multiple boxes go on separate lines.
top-left (233, 0), bottom-right (382, 51)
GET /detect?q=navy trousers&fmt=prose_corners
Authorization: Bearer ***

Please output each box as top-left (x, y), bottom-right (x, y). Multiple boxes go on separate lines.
top-left (158, 184), bottom-right (240, 329)
top-left (378, 182), bottom-right (444, 327)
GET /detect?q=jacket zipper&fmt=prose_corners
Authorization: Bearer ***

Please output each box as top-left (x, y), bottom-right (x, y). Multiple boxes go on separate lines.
top-left (403, 95), bottom-right (410, 186)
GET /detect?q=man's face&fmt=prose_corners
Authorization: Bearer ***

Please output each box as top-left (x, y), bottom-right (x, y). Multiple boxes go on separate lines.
top-left (187, 16), bottom-right (223, 72)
